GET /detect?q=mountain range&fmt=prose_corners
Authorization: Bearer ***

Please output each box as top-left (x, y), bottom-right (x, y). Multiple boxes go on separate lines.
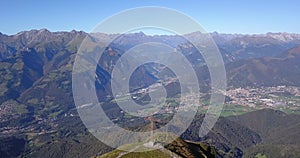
top-left (0, 29), bottom-right (300, 158)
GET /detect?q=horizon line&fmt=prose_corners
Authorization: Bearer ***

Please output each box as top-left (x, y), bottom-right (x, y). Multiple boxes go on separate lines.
top-left (1, 28), bottom-right (300, 36)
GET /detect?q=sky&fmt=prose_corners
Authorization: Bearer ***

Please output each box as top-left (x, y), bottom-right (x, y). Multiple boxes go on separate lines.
top-left (0, 0), bottom-right (299, 35)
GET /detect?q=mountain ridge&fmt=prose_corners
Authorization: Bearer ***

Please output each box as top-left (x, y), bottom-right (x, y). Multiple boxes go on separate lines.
top-left (1, 29), bottom-right (300, 158)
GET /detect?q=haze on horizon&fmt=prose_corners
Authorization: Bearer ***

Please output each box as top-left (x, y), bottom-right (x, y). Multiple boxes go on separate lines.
top-left (3, 28), bottom-right (300, 37)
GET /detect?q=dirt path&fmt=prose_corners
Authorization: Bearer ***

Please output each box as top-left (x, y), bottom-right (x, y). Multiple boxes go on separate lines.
top-left (116, 145), bottom-right (140, 158)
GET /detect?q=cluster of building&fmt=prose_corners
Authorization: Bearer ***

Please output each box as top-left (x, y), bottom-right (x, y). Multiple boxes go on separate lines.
top-left (226, 86), bottom-right (300, 108)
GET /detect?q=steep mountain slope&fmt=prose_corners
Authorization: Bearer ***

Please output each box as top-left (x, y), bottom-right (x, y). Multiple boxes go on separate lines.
top-left (228, 109), bottom-right (300, 157)
top-left (181, 114), bottom-right (261, 158)
top-left (228, 109), bottom-right (300, 144)
top-left (227, 45), bottom-right (300, 87)
top-left (218, 33), bottom-right (300, 60)
top-left (0, 29), bottom-right (86, 61)
top-left (0, 30), bottom-right (87, 105)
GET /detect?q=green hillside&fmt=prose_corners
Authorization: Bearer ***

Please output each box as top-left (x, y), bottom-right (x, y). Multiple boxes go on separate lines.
top-left (97, 135), bottom-right (217, 158)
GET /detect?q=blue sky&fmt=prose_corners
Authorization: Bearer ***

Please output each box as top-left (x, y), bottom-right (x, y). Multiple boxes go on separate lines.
top-left (0, 0), bottom-right (299, 35)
